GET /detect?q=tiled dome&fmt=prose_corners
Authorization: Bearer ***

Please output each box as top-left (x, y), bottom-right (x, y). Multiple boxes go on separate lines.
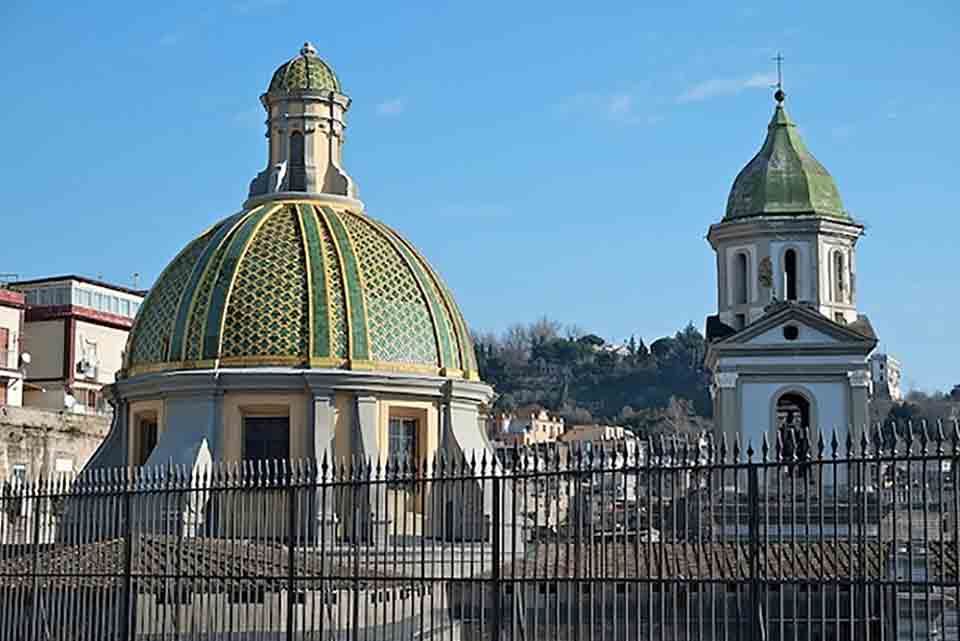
top-left (123, 202), bottom-right (477, 380)
top-left (267, 42), bottom-right (341, 94)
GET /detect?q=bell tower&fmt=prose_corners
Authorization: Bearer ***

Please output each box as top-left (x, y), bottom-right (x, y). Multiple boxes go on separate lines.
top-left (704, 84), bottom-right (878, 471)
top-left (248, 42), bottom-right (356, 200)
top-left (708, 88), bottom-right (864, 330)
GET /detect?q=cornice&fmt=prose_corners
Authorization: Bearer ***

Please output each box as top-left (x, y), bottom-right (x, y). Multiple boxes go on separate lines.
top-left (243, 192), bottom-right (364, 212)
top-left (112, 367), bottom-right (493, 404)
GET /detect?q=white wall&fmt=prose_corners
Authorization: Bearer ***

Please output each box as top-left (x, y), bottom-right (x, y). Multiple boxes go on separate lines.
top-left (75, 320), bottom-right (129, 384)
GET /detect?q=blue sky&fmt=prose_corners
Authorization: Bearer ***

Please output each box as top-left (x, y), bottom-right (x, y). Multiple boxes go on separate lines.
top-left (1, 1), bottom-right (957, 392)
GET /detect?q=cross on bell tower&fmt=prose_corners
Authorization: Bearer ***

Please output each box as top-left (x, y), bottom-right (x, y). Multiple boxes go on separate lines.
top-left (773, 53), bottom-right (786, 104)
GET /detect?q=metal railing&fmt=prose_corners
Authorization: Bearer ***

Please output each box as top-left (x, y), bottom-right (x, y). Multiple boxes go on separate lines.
top-left (1, 422), bottom-right (959, 640)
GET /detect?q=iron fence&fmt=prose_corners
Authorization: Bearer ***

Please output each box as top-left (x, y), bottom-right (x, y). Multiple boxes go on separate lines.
top-left (1, 422), bottom-right (959, 640)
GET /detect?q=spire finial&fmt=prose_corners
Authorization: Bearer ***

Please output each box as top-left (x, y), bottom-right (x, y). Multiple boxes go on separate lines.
top-left (773, 52), bottom-right (785, 104)
top-left (300, 41), bottom-right (317, 56)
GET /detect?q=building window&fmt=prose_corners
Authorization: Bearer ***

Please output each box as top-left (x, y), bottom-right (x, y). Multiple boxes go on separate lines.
top-left (388, 417), bottom-right (418, 464)
top-left (133, 414), bottom-right (159, 466)
top-left (0, 327), bottom-right (9, 369)
top-left (834, 312), bottom-right (846, 324)
top-left (735, 313), bottom-right (747, 330)
top-left (243, 416), bottom-right (290, 462)
top-left (783, 249), bottom-right (798, 301)
top-left (782, 325), bottom-right (799, 341)
top-left (734, 252), bottom-right (749, 305)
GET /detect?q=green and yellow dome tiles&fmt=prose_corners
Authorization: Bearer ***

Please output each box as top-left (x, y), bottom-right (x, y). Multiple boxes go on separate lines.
top-left (267, 42), bottom-right (341, 95)
top-left (123, 202), bottom-right (479, 380)
top-left (725, 101), bottom-right (849, 222)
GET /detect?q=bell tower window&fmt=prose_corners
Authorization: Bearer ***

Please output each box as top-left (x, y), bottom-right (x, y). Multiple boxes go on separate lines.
top-left (783, 249), bottom-right (798, 301)
top-left (833, 251), bottom-right (846, 303)
top-left (289, 131), bottom-right (305, 191)
top-left (734, 252), bottom-right (749, 305)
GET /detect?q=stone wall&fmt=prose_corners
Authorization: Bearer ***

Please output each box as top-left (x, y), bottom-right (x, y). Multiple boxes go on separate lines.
top-left (0, 405), bottom-right (110, 479)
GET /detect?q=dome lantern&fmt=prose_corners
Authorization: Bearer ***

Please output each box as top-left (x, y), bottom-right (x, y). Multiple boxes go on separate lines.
top-left (248, 43), bottom-right (356, 203)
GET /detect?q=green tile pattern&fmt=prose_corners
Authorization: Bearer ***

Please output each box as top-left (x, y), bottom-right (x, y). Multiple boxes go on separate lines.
top-left (126, 200), bottom-right (479, 379)
top-left (367, 217), bottom-right (456, 370)
top-left (341, 211), bottom-right (438, 367)
top-left (268, 52), bottom-right (340, 94)
top-left (183, 217), bottom-right (246, 361)
top-left (220, 206), bottom-right (309, 360)
top-left (313, 207), bottom-right (348, 360)
top-left (321, 207), bottom-right (369, 361)
top-left (296, 205), bottom-right (330, 359)
top-left (202, 206), bottom-right (273, 360)
top-left (169, 212), bottom-right (247, 360)
top-left (127, 228), bottom-right (217, 364)
top-left (394, 233), bottom-right (478, 374)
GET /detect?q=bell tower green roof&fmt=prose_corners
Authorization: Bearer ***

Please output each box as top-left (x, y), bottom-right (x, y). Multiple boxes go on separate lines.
top-left (725, 95), bottom-right (848, 221)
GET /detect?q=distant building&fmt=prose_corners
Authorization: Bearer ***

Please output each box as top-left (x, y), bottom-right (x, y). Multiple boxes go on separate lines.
top-left (560, 424), bottom-right (644, 469)
top-left (8, 275), bottom-right (144, 413)
top-left (870, 353), bottom-right (902, 401)
top-left (491, 406), bottom-right (564, 446)
top-left (0, 288), bottom-right (25, 407)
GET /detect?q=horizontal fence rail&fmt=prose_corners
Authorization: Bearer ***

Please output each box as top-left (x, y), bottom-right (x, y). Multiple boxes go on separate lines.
top-left (1, 422), bottom-right (959, 640)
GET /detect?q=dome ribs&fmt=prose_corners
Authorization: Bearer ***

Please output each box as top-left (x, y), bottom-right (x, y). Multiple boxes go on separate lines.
top-left (318, 206), bottom-right (370, 364)
top-left (202, 205), bottom-right (278, 362)
top-left (364, 215), bottom-right (454, 373)
top-left (295, 204), bottom-right (331, 361)
top-left (168, 210), bottom-right (251, 362)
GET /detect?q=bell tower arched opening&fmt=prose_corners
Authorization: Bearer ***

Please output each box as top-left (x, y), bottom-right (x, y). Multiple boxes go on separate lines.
top-left (783, 249), bottom-right (798, 301)
top-left (776, 391), bottom-right (811, 478)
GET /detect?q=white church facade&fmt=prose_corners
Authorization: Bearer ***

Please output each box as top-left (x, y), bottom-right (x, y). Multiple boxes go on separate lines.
top-left (704, 88), bottom-right (878, 459)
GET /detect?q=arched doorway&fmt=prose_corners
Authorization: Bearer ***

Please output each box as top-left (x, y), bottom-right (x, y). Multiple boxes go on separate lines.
top-left (776, 392), bottom-right (811, 477)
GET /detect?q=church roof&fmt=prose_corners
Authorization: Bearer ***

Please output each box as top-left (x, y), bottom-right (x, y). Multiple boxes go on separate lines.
top-left (123, 202), bottom-right (478, 380)
top-left (724, 96), bottom-right (848, 222)
top-left (267, 42), bottom-right (341, 94)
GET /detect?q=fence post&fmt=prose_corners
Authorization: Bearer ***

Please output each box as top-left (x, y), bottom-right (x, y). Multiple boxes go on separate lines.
top-left (747, 462), bottom-right (764, 641)
top-left (120, 469), bottom-right (134, 641)
top-left (491, 470), bottom-right (502, 641)
top-left (28, 476), bottom-right (43, 641)
top-left (286, 462), bottom-right (297, 641)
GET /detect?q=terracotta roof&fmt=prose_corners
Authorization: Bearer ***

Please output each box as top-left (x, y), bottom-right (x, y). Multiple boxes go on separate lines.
top-left (494, 542), bottom-right (957, 582)
top-left (0, 536), bottom-right (408, 590)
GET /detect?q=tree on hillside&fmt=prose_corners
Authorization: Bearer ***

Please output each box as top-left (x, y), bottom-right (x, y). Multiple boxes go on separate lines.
top-left (472, 317), bottom-right (714, 431)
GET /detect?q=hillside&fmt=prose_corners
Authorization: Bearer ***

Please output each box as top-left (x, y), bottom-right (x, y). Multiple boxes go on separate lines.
top-left (473, 318), bottom-right (713, 437)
